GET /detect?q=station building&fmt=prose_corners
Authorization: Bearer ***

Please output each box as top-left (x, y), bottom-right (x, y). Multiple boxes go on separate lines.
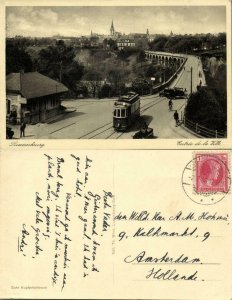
top-left (6, 71), bottom-right (68, 124)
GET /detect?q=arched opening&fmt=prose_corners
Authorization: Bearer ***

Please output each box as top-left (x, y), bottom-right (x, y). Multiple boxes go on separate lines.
top-left (165, 56), bottom-right (168, 66)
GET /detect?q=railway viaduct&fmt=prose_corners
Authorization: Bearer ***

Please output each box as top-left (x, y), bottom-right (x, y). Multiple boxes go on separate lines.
top-left (145, 50), bottom-right (187, 67)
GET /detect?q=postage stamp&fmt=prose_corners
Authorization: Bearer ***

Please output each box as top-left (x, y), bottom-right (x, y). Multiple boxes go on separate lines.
top-left (195, 153), bottom-right (229, 193)
top-left (182, 152), bottom-right (231, 205)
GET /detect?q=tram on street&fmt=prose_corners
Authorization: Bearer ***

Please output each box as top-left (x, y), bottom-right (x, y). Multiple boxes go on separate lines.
top-left (113, 92), bottom-right (140, 131)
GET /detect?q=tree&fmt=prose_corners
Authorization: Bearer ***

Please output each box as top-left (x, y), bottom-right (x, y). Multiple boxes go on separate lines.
top-left (117, 49), bottom-right (128, 66)
top-left (6, 40), bottom-right (33, 74)
top-left (98, 84), bottom-right (112, 98)
top-left (136, 38), bottom-right (148, 50)
top-left (62, 61), bottom-right (84, 94)
top-left (38, 40), bottom-right (84, 93)
top-left (132, 79), bottom-right (151, 95)
top-left (103, 38), bottom-right (117, 50)
top-left (75, 82), bottom-right (88, 98)
top-left (186, 87), bottom-right (226, 131)
top-left (145, 65), bottom-right (156, 77)
top-left (38, 40), bottom-right (76, 82)
top-left (137, 50), bottom-right (146, 67)
top-left (83, 67), bottom-right (103, 97)
top-left (149, 36), bottom-right (168, 51)
top-left (107, 66), bottom-right (129, 96)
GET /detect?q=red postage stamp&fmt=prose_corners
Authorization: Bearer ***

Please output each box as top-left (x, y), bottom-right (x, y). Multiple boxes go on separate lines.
top-left (195, 153), bottom-right (229, 193)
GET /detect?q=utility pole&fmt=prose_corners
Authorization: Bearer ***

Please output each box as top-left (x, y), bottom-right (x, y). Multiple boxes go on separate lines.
top-left (59, 61), bottom-right (63, 82)
top-left (190, 66), bottom-right (193, 95)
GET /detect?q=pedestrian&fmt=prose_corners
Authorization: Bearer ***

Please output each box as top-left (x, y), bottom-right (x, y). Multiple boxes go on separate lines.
top-left (168, 99), bottom-right (173, 111)
top-left (174, 110), bottom-right (179, 126)
top-left (20, 121), bottom-right (26, 138)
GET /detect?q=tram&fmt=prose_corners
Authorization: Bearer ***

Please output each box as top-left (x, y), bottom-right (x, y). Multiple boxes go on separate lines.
top-left (113, 92), bottom-right (140, 131)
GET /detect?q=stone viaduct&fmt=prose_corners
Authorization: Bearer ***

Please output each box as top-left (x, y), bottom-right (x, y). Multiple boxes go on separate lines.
top-left (145, 50), bottom-right (187, 67)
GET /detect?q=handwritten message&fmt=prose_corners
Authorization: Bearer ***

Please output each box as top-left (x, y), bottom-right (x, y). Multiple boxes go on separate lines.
top-left (18, 153), bottom-right (113, 291)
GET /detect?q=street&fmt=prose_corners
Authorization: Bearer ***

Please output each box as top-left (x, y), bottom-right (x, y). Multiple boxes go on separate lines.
top-left (12, 55), bottom-right (205, 139)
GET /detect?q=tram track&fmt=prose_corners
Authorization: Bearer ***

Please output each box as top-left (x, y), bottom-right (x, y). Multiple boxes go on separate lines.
top-left (140, 97), bottom-right (164, 113)
top-left (51, 94), bottom-right (165, 139)
top-left (49, 66), bottom-right (186, 139)
top-left (78, 122), bottom-right (112, 139)
top-left (105, 130), bottom-right (124, 139)
top-left (79, 95), bottom-right (165, 139)
top-left (92, 96), bottom-right (163, 138)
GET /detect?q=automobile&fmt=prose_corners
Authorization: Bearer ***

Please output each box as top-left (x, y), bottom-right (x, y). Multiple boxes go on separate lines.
top-left (159, 88), bottom-right (174, 98)
top-left (6, 126), bottom-right (14, 139)
top-left (132, 127), bottom-right (153, 139)
top-left (159, 87), bottom-right (187, 99)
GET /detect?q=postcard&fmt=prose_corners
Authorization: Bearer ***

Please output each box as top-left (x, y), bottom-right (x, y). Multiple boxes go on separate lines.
top-left (0, 150), bottom-right (231, 299)
top-left (0, 0), bottom-right (231, 149)
top-left (0, 0), bottom-right (232, 299)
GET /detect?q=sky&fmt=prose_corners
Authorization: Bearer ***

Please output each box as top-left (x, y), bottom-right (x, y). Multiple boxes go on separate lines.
top-left (6, 6), bottom-right (226, 37)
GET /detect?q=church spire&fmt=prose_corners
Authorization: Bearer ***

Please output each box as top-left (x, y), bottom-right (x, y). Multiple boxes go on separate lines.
top-left (110, 20), bottom-right (115, 36)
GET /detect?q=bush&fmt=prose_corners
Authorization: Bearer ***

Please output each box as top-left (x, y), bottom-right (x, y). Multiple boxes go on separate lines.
top-left (132, 79), bottom-right (151, 95)
top-left (98, 84), bottom-right (112, 98)
top-left (186, 87), bottom-right (226, 131)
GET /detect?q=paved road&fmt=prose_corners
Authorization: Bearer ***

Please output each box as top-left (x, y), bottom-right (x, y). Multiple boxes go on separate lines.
top-left (14, 55), bottom-right (205, 139)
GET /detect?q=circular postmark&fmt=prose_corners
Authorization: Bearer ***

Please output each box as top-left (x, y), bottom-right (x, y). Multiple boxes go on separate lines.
top-left (182, 153), bottom-right (231, 205)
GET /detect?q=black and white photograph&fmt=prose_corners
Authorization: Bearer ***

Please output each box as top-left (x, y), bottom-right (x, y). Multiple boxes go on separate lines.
top-left (5, 5), bottom-right (227, 139)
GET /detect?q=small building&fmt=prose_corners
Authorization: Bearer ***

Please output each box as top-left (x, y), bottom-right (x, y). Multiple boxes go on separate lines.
top-left (116, 37), bottom-right (136, 50)
top-left (6, 72), bottom-right (68, 124)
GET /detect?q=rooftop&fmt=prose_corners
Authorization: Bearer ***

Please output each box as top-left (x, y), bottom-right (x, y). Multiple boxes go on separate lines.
top-left (117, 37), bottom-right (136, 43)
top-left (6, 72), bottom-right (68, 99)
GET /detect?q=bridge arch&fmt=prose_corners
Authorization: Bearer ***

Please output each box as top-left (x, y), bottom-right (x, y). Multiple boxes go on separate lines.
top-left (165, 56), bottom-right (168, 66)
top-left (144, 51), bottom-right (186, 69)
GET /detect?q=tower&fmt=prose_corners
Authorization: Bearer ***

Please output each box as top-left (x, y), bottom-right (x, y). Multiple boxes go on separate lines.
top-left (146, 28), bottom-right (149, 38)
top-left (110, 20), bottom-right (115, 36)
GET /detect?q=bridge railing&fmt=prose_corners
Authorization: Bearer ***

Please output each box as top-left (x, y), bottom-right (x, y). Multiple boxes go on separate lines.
top-left (151, 57), bottom-right (188, 94)
top-left (145, 50), bottom-right (187, 59)
top-left (182, 115), bottom-right (226, 138)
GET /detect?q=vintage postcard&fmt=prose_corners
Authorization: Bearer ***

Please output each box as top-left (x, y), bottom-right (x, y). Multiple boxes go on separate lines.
top-left (0, 150), bottom-right (231, 299)
top-left (0, 0), bottom-right (231, 149)
top-left (0, 0), bottom-right (232, 300)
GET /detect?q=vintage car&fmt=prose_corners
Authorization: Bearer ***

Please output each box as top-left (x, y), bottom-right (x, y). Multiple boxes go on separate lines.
top-left (132, 127), bottom-right (154, 139)
top-left (159, 87), bottom-right (187, 99)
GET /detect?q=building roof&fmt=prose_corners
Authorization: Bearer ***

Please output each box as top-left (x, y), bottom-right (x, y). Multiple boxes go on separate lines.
top-left (6, 72), bottom-right (68, 99)
top-left (117, 37), bottom-right (136, 43)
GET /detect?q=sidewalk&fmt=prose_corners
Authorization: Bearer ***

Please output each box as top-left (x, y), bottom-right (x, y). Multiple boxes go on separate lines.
top-left (8, 109), bottom-right (76, 139)
top-left (162, 100), bottom-right (197, 139)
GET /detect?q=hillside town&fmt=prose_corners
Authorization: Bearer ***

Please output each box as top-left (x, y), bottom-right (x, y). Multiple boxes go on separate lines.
top-left (6, 7), bottom-right (227, 139)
